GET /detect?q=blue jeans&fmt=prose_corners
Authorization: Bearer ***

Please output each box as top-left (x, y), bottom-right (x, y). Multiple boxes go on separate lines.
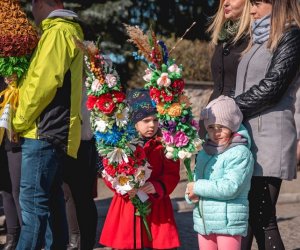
top-left (16, 138), bottom-right (68, 250)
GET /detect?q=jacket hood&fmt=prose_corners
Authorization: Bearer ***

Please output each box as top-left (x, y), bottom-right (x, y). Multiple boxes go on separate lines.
top-left (41, 16), bottom-right (79, 31)
top-left (236, 124), bottom-right (252, 149)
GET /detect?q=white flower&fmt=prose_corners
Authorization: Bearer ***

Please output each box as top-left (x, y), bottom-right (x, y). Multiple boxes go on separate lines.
top-left (107, 148), bottom-right (129, 164)
top-left (105, 74), bottom-right (118, 88)
top-left (157, 73), bottom-right (171, 87)
top-left (178, 150), bottom-right (187, 160)
top-left (134, 163), bottom-right (152, 187)
top-left (85, 78), bottom-right (91, 88)
top-left (178, 150), bottom-right (192, 160)
top-left (166, 151), bottom-right (174, 159)
top-left (166, 146), bottom-right (174, 152)
top-left (113, 174), bottom-right (133, 195)
top-left (168, 64), bottom-right (181, 74)
top-left (95, 119), bottom-right (108, 132)
top-left (101, 169), bottom-right (114, 182)
top-left (114, 107), bottom-right (129, 127)
top-left (193, 138), bottom-right (203, 151)
top-left (91, 79), bottom-right (102, 92)
top-left (143, 68), bottom-right (152, 82)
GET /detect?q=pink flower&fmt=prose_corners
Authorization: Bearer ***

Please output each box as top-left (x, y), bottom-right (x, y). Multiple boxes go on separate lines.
top-left (105, 74), bottom-right (117, 88)
top-left (168, 64), bottom-right (181, 74)
top-left (157, 73), bottom-right (171, 87)
top-left (143, 68), bottom-right (152, 82)
top-left (162, 131), bottom-right (174, 145)
top-left (174, 131), bottom-right (189, 147)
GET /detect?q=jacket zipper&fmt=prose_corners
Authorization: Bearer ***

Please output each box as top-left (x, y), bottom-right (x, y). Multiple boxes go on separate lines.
top-left (258, 115), bottom-right (262, 132)
top-left (197, 157), bottom-right (213, 234)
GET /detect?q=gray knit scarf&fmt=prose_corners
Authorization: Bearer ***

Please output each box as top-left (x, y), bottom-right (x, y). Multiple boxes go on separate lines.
top-left (202, 133), bottom-right (248, 155)
top-left (252, 14), bottom-right (271, 44)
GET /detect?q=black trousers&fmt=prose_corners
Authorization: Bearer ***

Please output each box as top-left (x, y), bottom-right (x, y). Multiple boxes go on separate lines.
top-left (62, 139), bottom-right (98, 250)
top-left (242, 176), bottom-right (285, 250)
top-left (0, 141), bottom-right (22, 235)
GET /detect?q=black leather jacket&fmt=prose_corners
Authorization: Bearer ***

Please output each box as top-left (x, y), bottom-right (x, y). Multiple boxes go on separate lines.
top-left (235, 27), bottom-right (300, 119)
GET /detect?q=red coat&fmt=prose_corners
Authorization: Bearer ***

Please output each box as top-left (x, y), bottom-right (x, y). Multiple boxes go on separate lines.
top-left (99, 137), bottom-right (180, 249)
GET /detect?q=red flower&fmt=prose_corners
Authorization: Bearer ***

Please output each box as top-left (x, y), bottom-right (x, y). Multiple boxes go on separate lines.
top-left (149, 87), bottom-right (161, 103)
top-left (118, 158), bottom-right (137, 175)
top-left (161, 89), bottom-right (174, 102)
top-left (96, 93), bottom-right (116, 114)
top-left (171, 79), bottom-right (185, 94)
top-left (112, 91), bottom-right (126, 103)
top-left (86, 95), bottom-right (98, 110)
top-left (134, 145), bottom-right (146, 165)
top-left (102, 158), bottom-right (117, 177)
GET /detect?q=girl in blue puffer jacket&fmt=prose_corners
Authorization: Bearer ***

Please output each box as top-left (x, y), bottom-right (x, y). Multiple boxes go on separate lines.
top-left (186, 95), bottom-right (254, 250)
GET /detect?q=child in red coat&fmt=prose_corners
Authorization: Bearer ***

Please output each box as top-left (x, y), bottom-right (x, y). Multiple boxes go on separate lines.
top-left (99, 89), bottom-right (180, 249)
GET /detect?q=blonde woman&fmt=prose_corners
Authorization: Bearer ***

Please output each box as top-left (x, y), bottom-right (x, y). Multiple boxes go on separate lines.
top-left (207, 0), bottom-right (251, 102)
top-left (199, 0), bottom-right (251, 138)
top-left (234, 0), bottom-right (300, 249)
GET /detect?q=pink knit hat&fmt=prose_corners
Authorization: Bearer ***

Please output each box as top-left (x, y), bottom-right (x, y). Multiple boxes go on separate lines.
top-left (200, 95), bottom-right (243, 132)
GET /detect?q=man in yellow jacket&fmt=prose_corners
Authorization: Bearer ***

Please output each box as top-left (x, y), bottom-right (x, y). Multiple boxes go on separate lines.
top-left (13, 0), bottom-right (83, 249)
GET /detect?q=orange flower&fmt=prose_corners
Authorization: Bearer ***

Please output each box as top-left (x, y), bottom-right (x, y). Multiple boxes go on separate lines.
top-left (179, 95), bottom-right (191, 108)
top-left (168, 103), bottom-right (182, 117)
top-left (157, 102), bottom-right (167, 115)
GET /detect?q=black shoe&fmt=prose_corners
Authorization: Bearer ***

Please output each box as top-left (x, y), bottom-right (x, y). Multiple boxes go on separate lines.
top-left (3, 233), bottom-right (18, 250)
top-left (67, 234), bottom-right (80, 250)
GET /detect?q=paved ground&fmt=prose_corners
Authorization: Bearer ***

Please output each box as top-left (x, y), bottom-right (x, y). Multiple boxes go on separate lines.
top-left (93, 172), bottom-right (300, 250)
top-left (1, 169), bottom-right (300, 249)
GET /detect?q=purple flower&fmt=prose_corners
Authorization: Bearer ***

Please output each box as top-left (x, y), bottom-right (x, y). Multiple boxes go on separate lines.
top-left (174, 131), bottom-right (189, 147)
top-left (167, 120), bottom-right (177, 133)
top-left (191, 119), bottom-right (199, 130)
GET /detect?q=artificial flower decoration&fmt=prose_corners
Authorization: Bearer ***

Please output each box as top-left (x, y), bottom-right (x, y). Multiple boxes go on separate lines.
top-left (125, 23), bottom-right (202, 181)
top-left (76, 40), bottom-right (153, 241)
top-left (0, 0), bottom-right (39, 144)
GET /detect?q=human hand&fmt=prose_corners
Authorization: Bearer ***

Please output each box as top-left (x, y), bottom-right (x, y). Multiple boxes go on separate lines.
top-left (139, 182), bottom-right (156, 194)
top-left (186, 182), bottom-right (195, 196)
top-left (127, 188), bottom-right (137, 198)
top-left (186, 182), bottom-right (199, 202)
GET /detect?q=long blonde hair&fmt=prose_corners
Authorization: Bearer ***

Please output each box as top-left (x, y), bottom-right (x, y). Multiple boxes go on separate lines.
top-left (207, 0), bottom-right (251, 46)
top-left (268, 0), bottom-right (300, 50)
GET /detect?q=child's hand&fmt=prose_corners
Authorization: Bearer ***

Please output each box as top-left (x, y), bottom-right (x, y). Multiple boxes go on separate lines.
top-left (140, 182), bottom-right (156, 194)
top-left (186, 182), bottom-right (199, 203)
top-left (127, 188), bottom-right (137, 198)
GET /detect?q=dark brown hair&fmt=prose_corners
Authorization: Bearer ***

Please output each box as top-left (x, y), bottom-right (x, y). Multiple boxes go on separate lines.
top-left (250, 0), bottom-right (271, 4)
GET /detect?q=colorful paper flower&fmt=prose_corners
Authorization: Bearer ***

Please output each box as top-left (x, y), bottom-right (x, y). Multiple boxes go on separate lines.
top-left (105, 74), bottom-right (118, 88)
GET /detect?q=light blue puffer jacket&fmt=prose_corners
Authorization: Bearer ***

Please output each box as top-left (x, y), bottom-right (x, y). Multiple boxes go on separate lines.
top-left (187, 124), bottom-right (254, 236)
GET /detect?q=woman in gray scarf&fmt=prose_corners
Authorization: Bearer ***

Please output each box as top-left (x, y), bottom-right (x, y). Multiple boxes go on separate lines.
top-left (234, 0), bottom-right (300, 249)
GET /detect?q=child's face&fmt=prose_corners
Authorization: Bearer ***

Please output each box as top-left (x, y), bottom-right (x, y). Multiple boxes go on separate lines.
top-left (135, 115), bottom-right (159, 138)
top-left (207, 124), bottom-right (233, 145)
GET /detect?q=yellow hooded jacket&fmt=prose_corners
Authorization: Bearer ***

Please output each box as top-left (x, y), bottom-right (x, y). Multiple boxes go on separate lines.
top-left (13, 17), bottom-right (84, 158)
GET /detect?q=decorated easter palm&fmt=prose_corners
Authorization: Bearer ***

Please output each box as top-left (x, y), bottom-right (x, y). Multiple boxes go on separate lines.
top-left (76, 40), bottom-right (153, 240)
top-left (125, 24), bottom-right (202, 181)
top-left (0, 0), bottom-right (39, 143)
